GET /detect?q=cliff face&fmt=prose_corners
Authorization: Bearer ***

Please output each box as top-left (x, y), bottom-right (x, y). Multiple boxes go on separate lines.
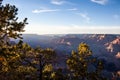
top-left (54, 34), bottom-right (120, 54)
top-left (116, 52), bottom-right (120, 59)
top-left (19, 34), bottom-right (120, 56)
top-left (105, 36), bottom-right (120, 53)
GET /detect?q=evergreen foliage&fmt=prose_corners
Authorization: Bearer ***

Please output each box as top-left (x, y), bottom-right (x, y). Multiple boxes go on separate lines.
top-left (66, 43), bottom-right (107, 80)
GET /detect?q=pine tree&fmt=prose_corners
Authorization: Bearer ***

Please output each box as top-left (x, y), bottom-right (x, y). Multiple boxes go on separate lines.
top-left (66, 42), bottom-right (107, 80)
top-left (34, 47), bottom-right (56, 80)
top-left (0, 3), bottom-right (27, 42)
top-left (0, 1), bottom-right (35, 79)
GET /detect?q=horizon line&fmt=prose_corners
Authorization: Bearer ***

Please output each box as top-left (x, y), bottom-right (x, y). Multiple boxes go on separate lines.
top-left (24, 26), bottom-right (120, 35)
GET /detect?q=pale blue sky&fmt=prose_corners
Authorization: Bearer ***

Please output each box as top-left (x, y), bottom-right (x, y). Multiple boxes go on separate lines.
top-left (3, 0), bottom-right (120, 34)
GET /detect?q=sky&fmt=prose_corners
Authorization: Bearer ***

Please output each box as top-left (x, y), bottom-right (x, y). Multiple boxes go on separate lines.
top-left (2, 0), bottom-right (120, 34)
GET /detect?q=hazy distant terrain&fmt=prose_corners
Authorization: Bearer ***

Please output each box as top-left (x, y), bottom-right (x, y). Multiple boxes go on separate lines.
top-left (13, 34), bottom-right (120, 71)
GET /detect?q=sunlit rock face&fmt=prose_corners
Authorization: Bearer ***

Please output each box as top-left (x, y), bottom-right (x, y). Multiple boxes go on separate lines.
top-left (116, 52), bottom-right (120, 59)
top-left (117, 71), bottom-right (120, 76)
top-left (105, 36), bottom-right (120, 53)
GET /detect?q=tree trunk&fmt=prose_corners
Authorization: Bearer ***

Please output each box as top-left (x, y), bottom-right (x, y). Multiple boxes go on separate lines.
top-left (39, 55), bottom-right (43, 80)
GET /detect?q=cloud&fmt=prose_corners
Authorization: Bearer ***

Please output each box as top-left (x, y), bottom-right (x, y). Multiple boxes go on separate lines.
top-left (67, 8), bottom-right (78, 11)
top-left (51, 0), bottom-right (66, 5)
top-left (51, 0), bottom-right (74, 5)
top-left (32, 7), bottom-right (78, 14)
top-left (90, 0), bottom-right (108, 5)
top-left (78, 13), bottom-right (91, 23)
top-left (32, 8), bottom-right (59, 13)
